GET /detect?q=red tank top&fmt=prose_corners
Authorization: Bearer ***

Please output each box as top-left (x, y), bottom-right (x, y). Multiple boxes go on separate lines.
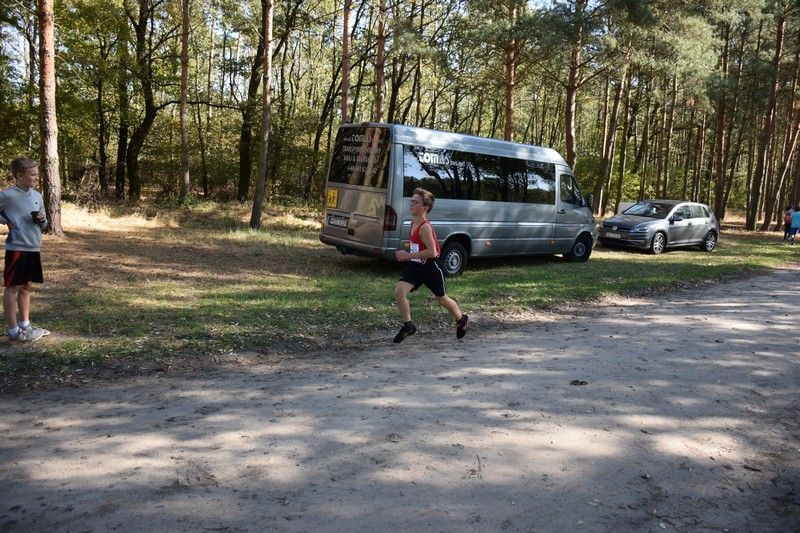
top-left (410, 219), bottom-right (441, 258)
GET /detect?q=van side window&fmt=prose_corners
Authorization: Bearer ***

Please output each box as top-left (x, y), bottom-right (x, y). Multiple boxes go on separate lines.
top-left (559, 174), bottom-right (583, 206)
top-left (524, 161), bottom-right (556, 204)
top-left (404, 145), bottom-right (553, 204)
top-left (471, 154), bottom-right (505, 202)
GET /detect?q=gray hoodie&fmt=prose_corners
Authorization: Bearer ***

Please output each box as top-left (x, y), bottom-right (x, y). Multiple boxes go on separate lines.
top-left (0, 185), bottom-right (48, 252)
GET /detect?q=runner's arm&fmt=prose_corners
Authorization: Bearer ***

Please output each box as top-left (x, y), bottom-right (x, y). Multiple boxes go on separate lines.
top-left (417, 224), bottom-right (439, 259)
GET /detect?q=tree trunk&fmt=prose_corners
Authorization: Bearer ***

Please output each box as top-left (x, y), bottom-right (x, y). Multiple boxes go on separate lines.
top-left (201, 1), bottom-right (217, 197)
top-left (713, 22), bottom-right (730, 216)
top-left (747, 11), bottom-right (785, 230)
top-left (37, 0), bottom-right (62, 235)
top-left (661, 74), bottom-right (677, 197)
top-left (179, 0), bottom-right (191, 201)
top-left (96, 74), bottom-right (108, 194)
top-left (564, 55), bottom-right (580, 168)
top-left (250, 0), bottom-right (274, 229)
top-left (791, 149), bottom-right (800, 208)
top-left (654, 77), bottom-right (668, 196)
top-left (598, 75), bottom-right (610, 160)
top-left (237, 13), bottom-right (265, 201)
top-left (564, 0), bottom-right (586, 169)
top-left (125, 0), bottom-right (159, 201)
top-left (374, 0), bottom-right (386, 122)
top-left (693, 113), bottom-right (706, 202)
top-left (720, 22), bottom-right (748, 219)
top-left (387, 55), bottom-right (409, 124)
top-left (503, 5), bottom-right (517, 142)
top-left (761, 29), bottom-right (800, 231)
top-left (341, 0), bottom-right (352, 123)
top-left (682, 105), bottom-right (695, 200)
top-left (613, 70), bottom-right (633, 214)
top-left (115, 20), bottom-right (130, 200)
top-left (594, 65), bottom-right (627, 214)
top-left (192, 49), bottom-right (209, 198)
top-left (637, 99), bottom-right (657, 201)
top-left (237, 0), bottom-right (300, 201)
top-left (350, 51), bottom-right (368, 123)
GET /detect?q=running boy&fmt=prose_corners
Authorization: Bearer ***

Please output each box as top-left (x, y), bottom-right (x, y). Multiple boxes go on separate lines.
top-left (393, 188), bottom-right (468, 343)
top-left (1, 157), bottom-right (49, 341)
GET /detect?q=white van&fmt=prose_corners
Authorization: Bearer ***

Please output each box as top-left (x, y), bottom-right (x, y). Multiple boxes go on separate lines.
top-left (320, 123), bottom-right (597, 275)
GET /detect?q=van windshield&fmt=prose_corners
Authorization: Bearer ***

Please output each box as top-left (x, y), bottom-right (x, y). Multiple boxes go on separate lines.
top-left (623, 202), bottom-right (673, 219)
top-left (328, 126), bottom-right (391, 188)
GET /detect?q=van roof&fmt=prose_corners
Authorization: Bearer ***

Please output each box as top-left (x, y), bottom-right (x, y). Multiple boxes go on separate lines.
top-left (343, 122), bottom-right (568, 167)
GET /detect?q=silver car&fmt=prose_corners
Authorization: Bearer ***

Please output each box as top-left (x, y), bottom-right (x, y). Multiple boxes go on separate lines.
top-left (599, 200), bottom-right (719, 254)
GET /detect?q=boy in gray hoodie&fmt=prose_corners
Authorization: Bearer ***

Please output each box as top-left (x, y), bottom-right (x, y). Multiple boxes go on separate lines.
top-left (0, 157), bottom-right (50, 341)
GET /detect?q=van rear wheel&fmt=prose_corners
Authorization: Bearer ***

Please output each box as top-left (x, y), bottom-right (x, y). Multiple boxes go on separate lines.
top-left (439, 242), bottom-right (468, 276)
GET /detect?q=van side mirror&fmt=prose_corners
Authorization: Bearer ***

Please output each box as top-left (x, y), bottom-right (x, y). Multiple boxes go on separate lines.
top-left (584, 194), bottom-right (594, 209)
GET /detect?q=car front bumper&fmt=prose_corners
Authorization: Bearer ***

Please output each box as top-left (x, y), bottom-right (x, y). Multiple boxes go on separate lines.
top-left (598, 230), bottom-right (651, 249)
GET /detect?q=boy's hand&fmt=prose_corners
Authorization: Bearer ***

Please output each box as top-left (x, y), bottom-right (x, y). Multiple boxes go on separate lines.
top-left (395, 250), bottom-right (410, 261)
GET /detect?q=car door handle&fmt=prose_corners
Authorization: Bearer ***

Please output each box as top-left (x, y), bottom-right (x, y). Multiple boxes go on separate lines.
top-left (558, 209), bottom-right (566, 214)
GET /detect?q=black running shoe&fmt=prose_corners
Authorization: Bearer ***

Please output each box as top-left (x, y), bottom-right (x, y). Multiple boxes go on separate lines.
top-left (393, 322), bottom-right (417, 343)
top-left (456, 314), bottom-right (469, 339)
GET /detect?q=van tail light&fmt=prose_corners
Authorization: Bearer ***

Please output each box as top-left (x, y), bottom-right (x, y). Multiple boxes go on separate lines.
top-left (383, 205), bottom-right (397, 231)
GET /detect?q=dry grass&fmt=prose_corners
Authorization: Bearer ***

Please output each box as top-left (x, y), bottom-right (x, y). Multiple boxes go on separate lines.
top-left (0, 201), bottom-right (797, 393)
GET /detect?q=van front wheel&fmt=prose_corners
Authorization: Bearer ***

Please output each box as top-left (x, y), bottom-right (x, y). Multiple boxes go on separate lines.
top-left (565, 235), bottom-right (592, 262)
top-left (439, 242), bottom-right (468, 277)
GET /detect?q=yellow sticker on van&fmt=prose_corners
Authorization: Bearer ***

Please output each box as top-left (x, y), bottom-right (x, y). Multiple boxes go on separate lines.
top-left (326, 188), bottom-right (338, 208)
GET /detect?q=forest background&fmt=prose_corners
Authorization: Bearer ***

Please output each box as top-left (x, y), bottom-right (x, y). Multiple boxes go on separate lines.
top-left (1, 0), bottom-right (799, 232)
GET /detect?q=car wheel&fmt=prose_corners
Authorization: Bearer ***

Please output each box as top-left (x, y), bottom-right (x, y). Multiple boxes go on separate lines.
top-left (699, 231), bottom-right (717, 252)
top-left (649, 232), bottom-right (666, 254)
top-left (565, 235), bottom-right (592, 262)
top-left (439, 241), bottom-right (468, 276)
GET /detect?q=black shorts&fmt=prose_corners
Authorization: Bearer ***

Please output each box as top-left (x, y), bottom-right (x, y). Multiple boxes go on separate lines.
top-left (4, 250), bottom-right (44, 287)
top-left (399, 259), bottom-right (446, 297)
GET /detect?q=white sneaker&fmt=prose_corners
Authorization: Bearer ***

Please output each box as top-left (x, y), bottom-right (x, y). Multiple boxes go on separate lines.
top-left (25, 323), bottom-right (50, 336)
top-left (10, 327), bottom-right (45, 342)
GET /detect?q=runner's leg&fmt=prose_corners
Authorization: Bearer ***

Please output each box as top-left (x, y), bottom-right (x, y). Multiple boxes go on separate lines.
top-left (4, 285), bottom-right (20, 330)
top-left (17, 282), bottom-right (31, 324)
top-left (394, 281), bottom-right (415, 322)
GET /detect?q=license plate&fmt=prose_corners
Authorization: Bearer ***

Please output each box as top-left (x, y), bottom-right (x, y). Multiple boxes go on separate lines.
top-left (327, 214), bottom-right (349, 228)
top-left (326, 188), bottom-right (339, 208)
top-left (606, 232), bottom-right (621, 239)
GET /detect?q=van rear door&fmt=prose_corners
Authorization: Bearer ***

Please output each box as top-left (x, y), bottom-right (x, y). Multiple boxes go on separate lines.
top-left (322, 125), bottom-right (392, 249)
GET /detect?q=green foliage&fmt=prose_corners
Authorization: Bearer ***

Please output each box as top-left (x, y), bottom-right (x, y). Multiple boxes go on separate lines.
top-left (0, 0), bottom-right (796, 222)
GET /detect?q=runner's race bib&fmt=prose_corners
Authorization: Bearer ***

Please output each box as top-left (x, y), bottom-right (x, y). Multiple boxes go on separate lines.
top-left (409, 243), bottom-right (424, 263)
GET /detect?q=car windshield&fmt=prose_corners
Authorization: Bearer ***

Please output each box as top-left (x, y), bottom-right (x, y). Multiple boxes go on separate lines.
top-left (623, 202), bottom-right (673, 219)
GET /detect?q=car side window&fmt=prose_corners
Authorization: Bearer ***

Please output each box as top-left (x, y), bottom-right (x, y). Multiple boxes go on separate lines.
top-left (675, 206), bottom-right (692, 219)
top-left (690, 205), bottom-right (705, 218)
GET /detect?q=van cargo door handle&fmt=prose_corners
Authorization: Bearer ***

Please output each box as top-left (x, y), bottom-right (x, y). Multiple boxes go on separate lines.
top-left (558, 209), bottom-right (566, 214)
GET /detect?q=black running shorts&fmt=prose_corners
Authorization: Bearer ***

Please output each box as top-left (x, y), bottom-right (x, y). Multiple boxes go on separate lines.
top-left (399, 259), bottom-right (446, 297)
top-left (4, 250), bottom-right (44, 287)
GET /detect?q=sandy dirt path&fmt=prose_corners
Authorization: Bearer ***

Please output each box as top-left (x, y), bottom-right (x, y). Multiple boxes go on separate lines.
top-left (1, 268), bottom-right (799, 532)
